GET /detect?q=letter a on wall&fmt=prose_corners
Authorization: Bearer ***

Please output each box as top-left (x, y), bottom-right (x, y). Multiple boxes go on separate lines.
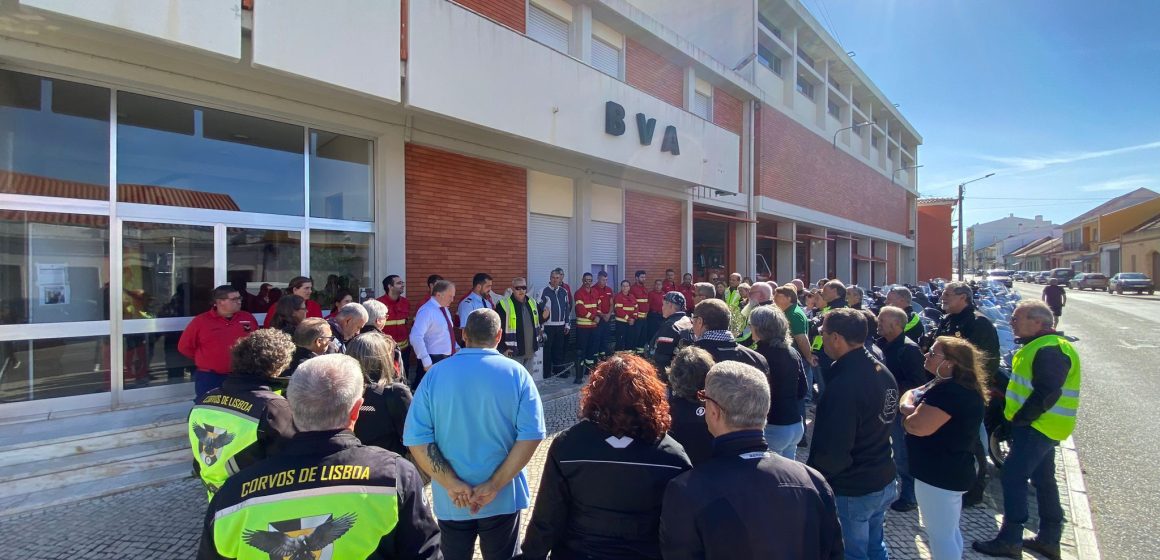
top-left (661, 125), bottom-right (680, 155)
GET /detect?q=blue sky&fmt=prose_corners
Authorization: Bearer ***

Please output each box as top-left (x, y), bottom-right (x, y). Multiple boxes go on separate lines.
top-left (801, 0), bottom-right (1160, 228)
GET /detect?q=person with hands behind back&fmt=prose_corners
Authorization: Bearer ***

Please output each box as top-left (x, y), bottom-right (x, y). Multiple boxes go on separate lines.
top-left (404, 308), bottom-right (546, 560)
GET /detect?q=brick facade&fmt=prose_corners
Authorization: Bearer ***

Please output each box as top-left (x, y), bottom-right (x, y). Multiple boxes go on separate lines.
top-left (405, 144), bottom-right (527, 311)
top-left (756, 103), bottom-right (909, 236)
top-left (625, 191), bottom-right (683, 279)
top-left (713, 89), bottom-right (743, 135)
top-left (452, 0), bottom-right (526, 33)
top-left (625, 39), bottom-right (684, 109)
top-left (918, 203), bottom-right (955, 281)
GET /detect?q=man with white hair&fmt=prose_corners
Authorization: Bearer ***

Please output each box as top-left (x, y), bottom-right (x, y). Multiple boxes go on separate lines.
top-left (405, 309), bottom-right (545, 560)
top-left (660, 361), bottom-right (842, 559)
top-left (885, 285), bottom-right (924, 343)
top-left (360, 298), bottom-right (389, 335)
top-left (327, 302), bottom-right (369, 353)
top-left (199, 354), bottom-right (440, 559)
top-left (974, 300), bottom-right (1081, 560)
top-left (876, 305), bottom-right (930, 513)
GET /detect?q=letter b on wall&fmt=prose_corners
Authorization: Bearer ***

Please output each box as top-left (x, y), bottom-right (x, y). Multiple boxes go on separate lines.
top-left (605, 101), bottom-right (626, 136)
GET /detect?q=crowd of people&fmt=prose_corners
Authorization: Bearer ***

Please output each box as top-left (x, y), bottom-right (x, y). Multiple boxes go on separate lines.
top-left (180, 268), bottom-right (1080, 560)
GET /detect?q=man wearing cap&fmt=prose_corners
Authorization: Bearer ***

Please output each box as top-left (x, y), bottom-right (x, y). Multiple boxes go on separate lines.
top-left (648, 292), bottom-right (694, 372)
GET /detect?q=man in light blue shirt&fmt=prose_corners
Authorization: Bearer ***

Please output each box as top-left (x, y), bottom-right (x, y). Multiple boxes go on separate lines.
top-left (457, 272), bottom-right (494, 326)
top-left (405, 308), bottom-right (545, 560)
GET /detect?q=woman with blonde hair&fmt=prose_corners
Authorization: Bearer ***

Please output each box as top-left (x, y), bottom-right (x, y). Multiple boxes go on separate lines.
top-left (346, 332), bottom-right (411, 457)
top-left (900, 335), bottom-right (988, 560)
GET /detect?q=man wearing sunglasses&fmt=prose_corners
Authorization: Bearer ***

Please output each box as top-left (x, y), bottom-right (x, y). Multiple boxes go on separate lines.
top-left (496, 278), bottom-right (543, 375)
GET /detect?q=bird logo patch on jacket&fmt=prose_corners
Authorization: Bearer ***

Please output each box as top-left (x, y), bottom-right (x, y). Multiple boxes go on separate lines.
top-left (193, 423), bottom-right (236, 466)
top-left (243, 513), bottom-right (356, 560)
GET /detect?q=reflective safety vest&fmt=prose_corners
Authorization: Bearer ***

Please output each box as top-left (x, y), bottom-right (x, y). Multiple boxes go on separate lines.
top-left (725, 287), bottom-right (741, 310)
top-left (905, 312), bottom-right (922, 333)
top-left (811, 306), bottom-right (833, 350)
top-left (498, 297), bottom-right (541, 350)
top-left (189, 405), bottom-right (261, 501)
top-left (1005, 334), bottom-right (1081, 441)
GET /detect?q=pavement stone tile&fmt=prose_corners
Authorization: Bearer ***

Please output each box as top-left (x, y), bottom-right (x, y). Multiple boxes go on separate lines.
top-left (0, 385), bottom-right (1087, 560)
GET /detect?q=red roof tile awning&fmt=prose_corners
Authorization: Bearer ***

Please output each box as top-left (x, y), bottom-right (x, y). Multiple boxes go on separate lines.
top-left (1, 170), bottom-right (240, 211)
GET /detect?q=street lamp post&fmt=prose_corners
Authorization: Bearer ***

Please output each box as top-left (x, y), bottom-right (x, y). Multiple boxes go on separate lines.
top-left (832, 121), bottom-right (872, 149)
top-left (957, 172), bottom-right (996, 281)
top-left (892, 164), bottom-right (923, 185)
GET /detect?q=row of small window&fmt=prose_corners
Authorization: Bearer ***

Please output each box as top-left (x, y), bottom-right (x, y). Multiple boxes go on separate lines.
top-left (0, 212), bottom-right (373, 326)
top-left (527, 2), bottom-right (715, 122)
top-left (527, 2), bottom-right (621, 79)
top-left (0, 69), bottom-right (374, 221)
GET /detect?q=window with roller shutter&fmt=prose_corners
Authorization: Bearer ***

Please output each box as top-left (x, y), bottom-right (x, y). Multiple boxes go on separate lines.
top-left (527, 4), bottom-right (569, 54)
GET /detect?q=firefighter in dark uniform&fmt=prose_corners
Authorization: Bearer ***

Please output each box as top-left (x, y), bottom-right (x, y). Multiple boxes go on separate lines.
top-left (188, 329), bottom-right (297, 501)
top-left (647, 292), bottom-right (694, 374)
top-left (199, 354), bottom-right (441, 560)
top-left (926, 281), bottom-right (1001, 507)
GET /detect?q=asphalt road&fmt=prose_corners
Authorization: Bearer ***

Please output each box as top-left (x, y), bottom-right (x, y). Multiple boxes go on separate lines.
top-left (1012, 282), bottom-right (1160, 560)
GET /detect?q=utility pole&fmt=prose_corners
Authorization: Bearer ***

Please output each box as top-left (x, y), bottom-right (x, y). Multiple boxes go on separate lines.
top-left (957, 183), bottom-right (964, 281)
top-left (956, 173), bottom-right (996, 281)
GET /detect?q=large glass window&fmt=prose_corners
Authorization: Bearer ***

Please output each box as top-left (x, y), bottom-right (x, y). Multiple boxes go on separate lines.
top-left (116, 92), bottom-right (305, 215)
top-left (310, 230), bottom-right (372, 311)
top-left (122, 223), bottom-right (215, 319)
top-left (0, 212), bottom-right (109, 325)
top-left (309, 131), bottom-right (372, 221)
top-left (122, 331), bottom-right (193, 390)
top-left (0, 336), bottom-right (110, 402)
top-left (227, 228), bottom-right (302, 310)
top-left (0, 70), bottom-right (110, 200)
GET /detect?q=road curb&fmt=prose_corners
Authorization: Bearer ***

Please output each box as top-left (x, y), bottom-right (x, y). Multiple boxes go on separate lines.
top-left (1061, 436), bottom-right (1101, 560)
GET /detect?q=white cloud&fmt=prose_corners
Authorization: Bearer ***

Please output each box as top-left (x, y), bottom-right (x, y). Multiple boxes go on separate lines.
top-left (1077, 174), bottom-right (1155, 192)
top-left (977, 140), bottom-right (1160, 173)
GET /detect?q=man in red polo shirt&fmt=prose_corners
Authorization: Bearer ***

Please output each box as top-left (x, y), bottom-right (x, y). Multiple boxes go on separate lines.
top-left (179, 284), bottom-right (257, 399)
top-left (647, 279), bottom-right (666, 344)
top-left (377, 274), bottom-right (413, 376)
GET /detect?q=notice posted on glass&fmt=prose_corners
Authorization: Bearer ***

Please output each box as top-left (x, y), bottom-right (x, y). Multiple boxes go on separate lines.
top-left (37, 263), bottom-right (71, 305)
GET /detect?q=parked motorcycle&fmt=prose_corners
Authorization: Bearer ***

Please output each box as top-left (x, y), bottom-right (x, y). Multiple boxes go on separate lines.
top-left (985, 351), bottom-right (1015, 468)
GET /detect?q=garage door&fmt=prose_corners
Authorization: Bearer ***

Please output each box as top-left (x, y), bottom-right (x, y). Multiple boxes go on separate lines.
top-left (528, 213), bottom-right (571, 293)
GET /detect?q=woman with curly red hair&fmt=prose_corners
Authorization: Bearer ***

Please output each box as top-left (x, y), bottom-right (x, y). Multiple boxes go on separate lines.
top-left (520, 353), bottom-right (692, 560)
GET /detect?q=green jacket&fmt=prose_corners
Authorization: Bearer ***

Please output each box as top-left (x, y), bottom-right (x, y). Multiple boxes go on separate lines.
top-left (188, 376), bottom-right (295, 500)
top-left (198, 430), bottom-right (441, 560)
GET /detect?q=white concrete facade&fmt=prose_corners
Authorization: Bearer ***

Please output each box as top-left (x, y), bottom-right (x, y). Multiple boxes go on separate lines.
top-left (0, 0), bottom-right (921, 417)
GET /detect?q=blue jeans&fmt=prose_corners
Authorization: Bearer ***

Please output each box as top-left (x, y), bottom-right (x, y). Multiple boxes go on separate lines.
top-left (891, 415), bottom-right (915, 505)
top-left (998, 425), bottom-right (1064, 544)
top-left (764, 420), bottom-right (804, 460)
top-left (915, 479), bottom-right (964, 560)
top-left (836, 482), bottom-right (897, 560)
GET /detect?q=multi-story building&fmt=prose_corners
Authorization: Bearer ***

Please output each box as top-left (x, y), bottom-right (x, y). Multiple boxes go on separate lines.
top-left (1058, 188), bottom-right (1159, 272)
top-left (0, 1), bottom-right (921, 503)
top-left (917, 197), bottom-right (956, 281)
top-left (965, 214), bottom-right (1053, 270)
top-left (0, 0), bottom-right (920, 420)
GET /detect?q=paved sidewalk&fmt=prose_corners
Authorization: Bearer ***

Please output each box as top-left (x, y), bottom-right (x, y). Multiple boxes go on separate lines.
top-left (0, 385), bottom-right (1097, 560)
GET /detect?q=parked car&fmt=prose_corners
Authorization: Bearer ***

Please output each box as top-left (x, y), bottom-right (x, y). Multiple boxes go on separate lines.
top-left (1013, 270), bottom-right (1030, 282)
top-left (1069, 273), bottom-right (1109, 291)
top-left (1049, 268), bottom-right (1077, 285)
top-left (986, 269), bottom-right (1013, 288)
top-left (1035, 271), bottom-right (1051, 284)
top-left (1108, 272), bottom-right (1155, 295)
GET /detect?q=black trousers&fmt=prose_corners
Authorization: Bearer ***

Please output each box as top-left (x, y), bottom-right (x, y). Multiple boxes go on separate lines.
top-left (614, 320), bottom-right (632, 351)
top-left (576, 327), bottom-right (598, 364)
top-left (414, 353), bottom-right (449, 389)
top-left (543, 325), bottom-right (567, 376)
top-left (439, 511), bottom-right (521, 560)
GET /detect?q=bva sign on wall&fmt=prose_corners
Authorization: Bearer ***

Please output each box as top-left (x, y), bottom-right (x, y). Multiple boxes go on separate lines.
top-left (604, 101), bottom-right (680, 155)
